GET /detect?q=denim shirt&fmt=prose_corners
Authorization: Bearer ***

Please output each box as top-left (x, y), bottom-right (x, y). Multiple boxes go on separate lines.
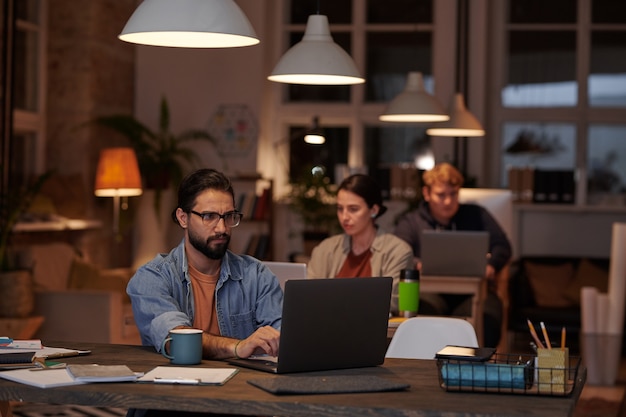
top-left (126, 239), bottom-right (283, 352)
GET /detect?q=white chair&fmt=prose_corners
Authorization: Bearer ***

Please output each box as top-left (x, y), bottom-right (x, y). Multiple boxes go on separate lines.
top-left (262, 261), bottom-right (306, 290)
top-left (386, 316), bottom-right (479, 359)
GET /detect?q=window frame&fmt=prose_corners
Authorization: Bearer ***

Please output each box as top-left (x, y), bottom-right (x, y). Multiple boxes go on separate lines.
top-left (13, 0), bottom-right (47, 175)
top-left (261, 0), bottom-right (458, 199)
top-left (488, 0), bottom-right (626, 206)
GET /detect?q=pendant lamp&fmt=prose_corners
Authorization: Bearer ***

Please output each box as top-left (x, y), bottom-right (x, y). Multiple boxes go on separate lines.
top-left (379, 72), bottom-right (449, 123)
top-left (426, 93), bottom-right (485, 137)
top-left (118, 0), bottom-right (259, 48)
top-left (268, 15), bottom-right (364, 85)
top-left (304, 116), bottom-right (325, 144)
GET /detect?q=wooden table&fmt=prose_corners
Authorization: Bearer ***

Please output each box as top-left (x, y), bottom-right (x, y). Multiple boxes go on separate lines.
top-left (389, 276), bottom-right (486, 343)
top-left (0, 342), bottom-right (585, 417)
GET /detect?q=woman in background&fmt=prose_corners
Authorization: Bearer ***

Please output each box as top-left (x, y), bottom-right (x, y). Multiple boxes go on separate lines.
top-left (307, 174), bottom-right (414, 314)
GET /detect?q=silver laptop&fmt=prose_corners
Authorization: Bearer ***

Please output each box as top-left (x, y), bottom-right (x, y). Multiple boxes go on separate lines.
top-left (262, 261), bottom-right (306, 290)
top-left (420, 230), bottom-right (489, 277)
top-left (227, 277), bottom-right (392, 374)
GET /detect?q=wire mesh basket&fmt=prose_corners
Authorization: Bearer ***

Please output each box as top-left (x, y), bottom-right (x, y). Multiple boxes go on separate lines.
top-left (437, 352), bottom-right (581, 396)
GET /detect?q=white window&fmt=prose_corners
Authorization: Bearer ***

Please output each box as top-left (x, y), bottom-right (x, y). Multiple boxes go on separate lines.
top-left (491, 0), bottom-right (626, 206)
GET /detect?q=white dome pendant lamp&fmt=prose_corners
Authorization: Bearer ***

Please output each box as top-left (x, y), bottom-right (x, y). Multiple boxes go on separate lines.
top-left (426, 93), bottom-right (485, 137)
top-left (268, 14), bottom-right (365, 85)
top-left (118, 0), bottom-right (259, 48)
top-left (379, 72), bottom-right (449, 123)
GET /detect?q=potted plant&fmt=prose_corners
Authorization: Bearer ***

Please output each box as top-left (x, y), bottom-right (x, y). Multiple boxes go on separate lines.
top-left (286, 166), bottom-right (340, 254)
top-left (0, 169), bottom-right (51, 317)
top-left (92, 96), bottom-right (222, 217)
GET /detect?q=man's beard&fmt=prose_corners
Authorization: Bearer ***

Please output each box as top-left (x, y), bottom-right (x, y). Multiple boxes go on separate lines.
top-left (189, 229), bottom-right (230, 260)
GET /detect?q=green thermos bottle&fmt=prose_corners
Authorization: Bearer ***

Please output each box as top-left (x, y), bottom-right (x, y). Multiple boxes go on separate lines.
top-left (398, 269), bottom-right (420, 318)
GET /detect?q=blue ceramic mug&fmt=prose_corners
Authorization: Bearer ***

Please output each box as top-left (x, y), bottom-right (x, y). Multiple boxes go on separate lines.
top-left (161, 329), bottom-right (203, 365)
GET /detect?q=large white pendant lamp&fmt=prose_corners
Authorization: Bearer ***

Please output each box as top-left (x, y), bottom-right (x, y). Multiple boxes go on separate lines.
top-left (268, 15), bottom-right (364, 85)
top-left (426, 93), bottom-right (485, 137)
top-left (379, 72), bottom-right (449, 122)
top-left (118, 0), bottom-right (259, 48)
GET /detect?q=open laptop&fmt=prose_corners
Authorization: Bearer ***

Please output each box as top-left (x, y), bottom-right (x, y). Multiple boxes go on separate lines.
top-left (420, 230), bottom-right (489, 277)
top-left (262, 261), bottom-right (307, 290)
top-left (227, 277), bottom-right (392, 374)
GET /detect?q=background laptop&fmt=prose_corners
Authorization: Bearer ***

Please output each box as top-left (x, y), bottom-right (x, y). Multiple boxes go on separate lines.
top-left (420, 230), bottom-right (489, 276)
top-left (227, 277), bottom-right (392, 374)
top-left (262, 261), bottom-right (307, 290)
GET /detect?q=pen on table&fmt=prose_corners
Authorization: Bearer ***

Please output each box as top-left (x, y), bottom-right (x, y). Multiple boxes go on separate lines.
top-left (561, 326), bottom-right (566, 350)
top-left (540, 321), bottom-right (552, 349)
top-left (44, 351), bottom-right (83, 359)
top-left (527, 319), bottom-right (545, 349)
top-left (153, 377), bottom-right (201, 385)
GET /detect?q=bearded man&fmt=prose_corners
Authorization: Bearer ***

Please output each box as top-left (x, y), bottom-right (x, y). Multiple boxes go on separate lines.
top-left (127, 168), bottom-right (281, 360)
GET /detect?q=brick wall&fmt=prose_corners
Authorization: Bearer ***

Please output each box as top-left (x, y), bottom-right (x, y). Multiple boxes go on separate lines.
top-left (46, 0), bottom-right (136, 267)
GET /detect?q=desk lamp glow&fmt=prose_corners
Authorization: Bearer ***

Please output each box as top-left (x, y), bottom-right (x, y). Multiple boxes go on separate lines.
top-left (94, 148), bottom-right (143, 235)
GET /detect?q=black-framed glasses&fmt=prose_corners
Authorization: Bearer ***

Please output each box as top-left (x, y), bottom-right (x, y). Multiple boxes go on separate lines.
top-left (190, 210), bottom-right (242, 227)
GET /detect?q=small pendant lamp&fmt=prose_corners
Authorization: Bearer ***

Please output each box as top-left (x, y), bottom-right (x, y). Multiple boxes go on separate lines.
top-left (268, 15), bottom-right (364, 85)
top-left (426, 93), bottom-right (485, 137)
top-left (379, 72), bottom-right (449, 123)
top-left (304, 116), bottom-right (325, 144)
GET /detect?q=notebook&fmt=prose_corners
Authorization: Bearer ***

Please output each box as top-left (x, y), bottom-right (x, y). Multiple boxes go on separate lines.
top-left (0, 351), bottom-right (37, 370)
top-left (420, 230), bottom-right (489, 277)
top-left (227, 277), bottom-right (392, 374)
top-left (262, 261), bottom-right (307, 290)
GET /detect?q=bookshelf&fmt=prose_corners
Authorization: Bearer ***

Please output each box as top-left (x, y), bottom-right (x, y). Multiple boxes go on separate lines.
top-left (231, 176), bottom-right (274, 261)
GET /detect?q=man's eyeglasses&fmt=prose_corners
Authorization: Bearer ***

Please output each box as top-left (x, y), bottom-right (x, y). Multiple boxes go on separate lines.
top-left (190, 210), bottom-right (242, 227)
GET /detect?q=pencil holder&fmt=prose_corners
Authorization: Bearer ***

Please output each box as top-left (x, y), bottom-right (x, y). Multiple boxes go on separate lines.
top-left (537, 348), bottom-right (569, 394)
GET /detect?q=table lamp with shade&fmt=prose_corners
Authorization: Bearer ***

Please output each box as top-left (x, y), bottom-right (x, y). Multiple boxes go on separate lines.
top-left (94, 147), bottom-right (143, 235)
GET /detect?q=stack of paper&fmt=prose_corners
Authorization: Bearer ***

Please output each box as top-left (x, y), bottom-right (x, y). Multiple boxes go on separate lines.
top-left (0, 364), bottom-right (141, 388)
top-left (0, 368), bottom-right (82, 388)
top-left (0, 339), bottom-right (43, 349)
top-left (66, 364), bottom-right (140, 382)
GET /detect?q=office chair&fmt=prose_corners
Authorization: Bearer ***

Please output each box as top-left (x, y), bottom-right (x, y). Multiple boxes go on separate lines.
top-left (386, 316), bottom-right (479, 359)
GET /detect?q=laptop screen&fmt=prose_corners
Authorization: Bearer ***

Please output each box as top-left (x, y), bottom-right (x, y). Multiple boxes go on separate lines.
top-left (228, 277), bottom-right (392, 374)
top-left (277, 277), bottom-right (392, 373)
top-left (420, 230), bottom-right (489, 277)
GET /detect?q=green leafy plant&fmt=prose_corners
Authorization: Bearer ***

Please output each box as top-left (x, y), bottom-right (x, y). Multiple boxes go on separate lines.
top-left (287, 166), bottom-right (340, 235)
top-left (0, 170), bottom-right (52, 271)
top-left (92, 96), bottom-right (222, 216)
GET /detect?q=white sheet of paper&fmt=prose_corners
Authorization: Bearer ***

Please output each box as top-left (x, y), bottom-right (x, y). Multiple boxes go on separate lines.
top-left (138, 366), bottom-right (238, 385)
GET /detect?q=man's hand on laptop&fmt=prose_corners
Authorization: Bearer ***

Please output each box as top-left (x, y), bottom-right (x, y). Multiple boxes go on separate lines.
top-left (234, 326), bottom-right (280, 358)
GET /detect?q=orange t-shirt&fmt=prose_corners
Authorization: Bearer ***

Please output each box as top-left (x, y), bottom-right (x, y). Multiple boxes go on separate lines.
top-left (189, 263), bottom-right (221, 335)
top-left (336, 249), bottom-right (372, 278)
